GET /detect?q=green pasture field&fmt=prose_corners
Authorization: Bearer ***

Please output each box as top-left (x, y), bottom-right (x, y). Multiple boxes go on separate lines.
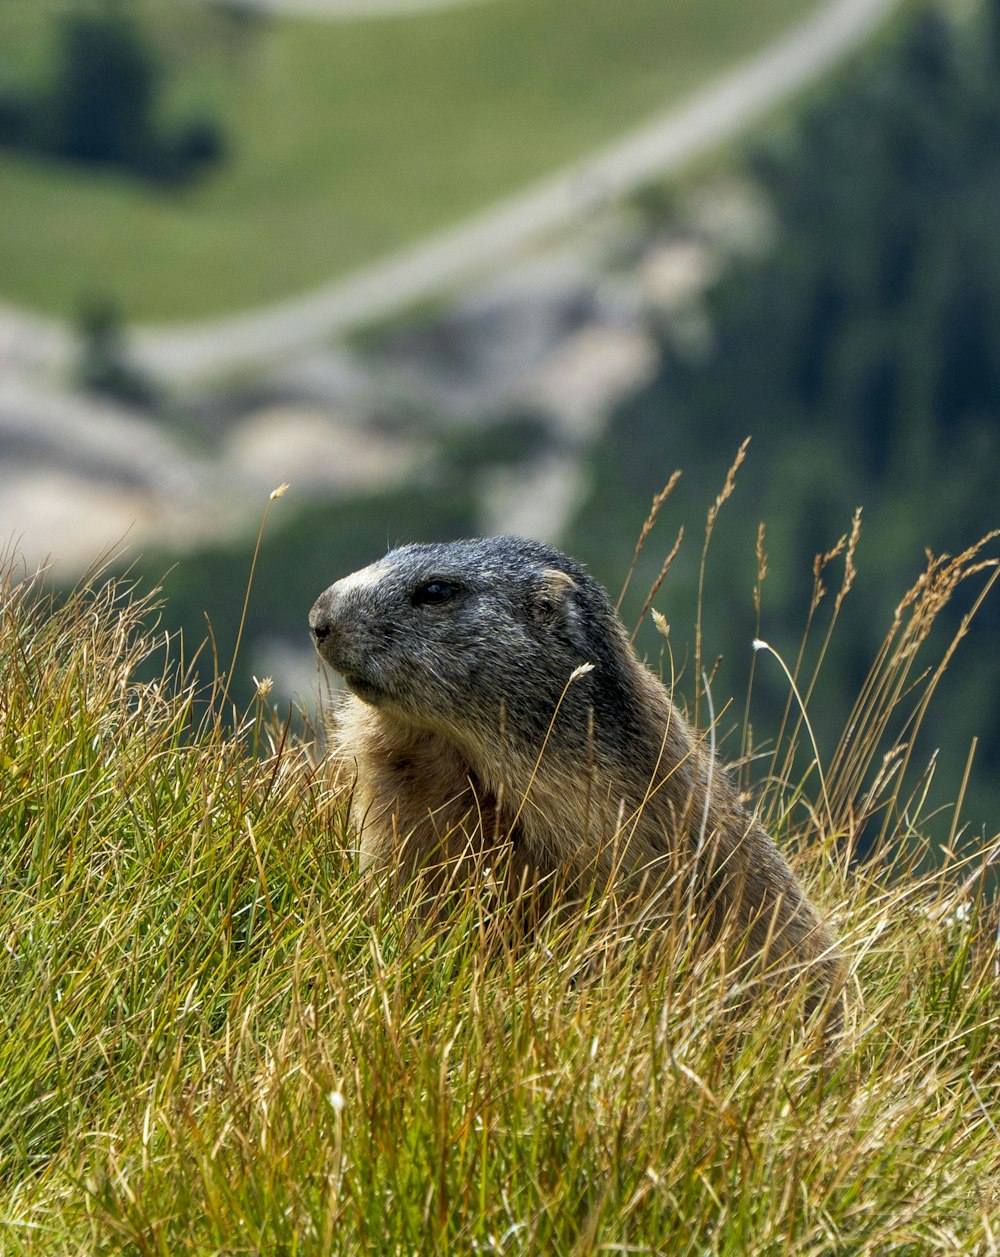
top-left (0, 0), bottom-right (816, 322)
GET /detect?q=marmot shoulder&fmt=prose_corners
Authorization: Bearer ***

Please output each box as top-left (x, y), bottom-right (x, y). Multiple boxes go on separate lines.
top-left (309, 535), bottom-right (842, 1011)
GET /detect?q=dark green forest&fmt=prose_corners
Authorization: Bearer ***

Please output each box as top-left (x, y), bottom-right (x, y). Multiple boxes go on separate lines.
top-left (570, 1), bottom-right (1000, 830)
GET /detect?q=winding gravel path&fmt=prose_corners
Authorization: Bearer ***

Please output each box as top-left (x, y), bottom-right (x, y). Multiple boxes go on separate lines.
top-left (0, 0), bottom-right (903, 385)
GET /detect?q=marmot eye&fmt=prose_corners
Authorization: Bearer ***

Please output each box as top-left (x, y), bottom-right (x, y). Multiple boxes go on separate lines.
top-left (413, 580), bottom-right (457, 607)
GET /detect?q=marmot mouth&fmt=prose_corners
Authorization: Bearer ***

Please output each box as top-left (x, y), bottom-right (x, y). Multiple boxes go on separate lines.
top-left (341, 672), bottom-right (387, 706)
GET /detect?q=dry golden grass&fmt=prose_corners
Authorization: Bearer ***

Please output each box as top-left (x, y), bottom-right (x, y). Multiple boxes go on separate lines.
top-left (0, 506), bottom-right (997, 1254)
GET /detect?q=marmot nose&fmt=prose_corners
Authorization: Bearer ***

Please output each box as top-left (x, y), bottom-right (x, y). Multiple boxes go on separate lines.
top-left (308, 592), bottom-right (337, 644)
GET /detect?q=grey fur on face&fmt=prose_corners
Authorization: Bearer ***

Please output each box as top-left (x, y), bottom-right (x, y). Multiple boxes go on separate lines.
top-left (309, 536), bottom-right (634, 746)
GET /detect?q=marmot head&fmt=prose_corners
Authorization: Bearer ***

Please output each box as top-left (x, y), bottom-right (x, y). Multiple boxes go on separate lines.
top-left (309, 536), bottom-right (635, 747)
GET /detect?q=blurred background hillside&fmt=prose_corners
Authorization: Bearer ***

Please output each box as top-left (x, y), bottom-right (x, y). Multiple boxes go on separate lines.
top-left (1, 0), bottom-right (997, 832)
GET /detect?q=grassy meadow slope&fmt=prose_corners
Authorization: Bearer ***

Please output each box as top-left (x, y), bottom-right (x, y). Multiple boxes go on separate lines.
top-left (1, 0), bottom-right (815, 320)
top-left (0, 523), bottom-right (997, 1252)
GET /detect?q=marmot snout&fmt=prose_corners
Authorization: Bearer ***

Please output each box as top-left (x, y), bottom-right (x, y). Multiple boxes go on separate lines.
top-left (310, 536), bottom-right (842, 1012)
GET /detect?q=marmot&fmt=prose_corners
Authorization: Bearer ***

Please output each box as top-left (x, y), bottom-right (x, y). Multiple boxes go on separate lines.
top-left (310, 536), bottom-right (842, 1011)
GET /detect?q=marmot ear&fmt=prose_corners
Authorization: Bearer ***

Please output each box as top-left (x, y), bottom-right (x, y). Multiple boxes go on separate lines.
top-left (531, 569), bottom-right (587, 647)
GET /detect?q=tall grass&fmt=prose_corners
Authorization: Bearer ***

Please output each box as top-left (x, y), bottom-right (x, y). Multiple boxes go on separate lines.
top-left (0, 511), bottom-right (997, 1254)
